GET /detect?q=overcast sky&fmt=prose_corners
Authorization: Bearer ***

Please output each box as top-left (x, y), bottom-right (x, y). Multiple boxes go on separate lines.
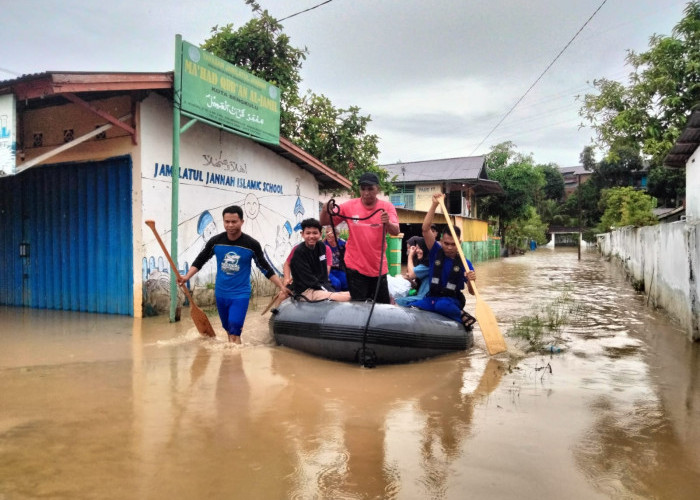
top-left (1, 0), bottom-right (689, 167)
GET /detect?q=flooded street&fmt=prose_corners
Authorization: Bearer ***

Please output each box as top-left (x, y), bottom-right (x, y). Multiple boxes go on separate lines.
top-left (1, 247), bottom-right (699, 499)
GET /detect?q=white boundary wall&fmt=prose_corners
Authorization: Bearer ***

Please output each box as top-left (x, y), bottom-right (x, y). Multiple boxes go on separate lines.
top-left (597, 221), bottom-right (700, 341)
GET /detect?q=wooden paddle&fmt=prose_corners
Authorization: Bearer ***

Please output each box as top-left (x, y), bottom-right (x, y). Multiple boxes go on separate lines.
top-left (261, 289), bottom-right (286, 315)
top-left (437, 198), bottom-right (507, 355)
top-left (144, 220), bottom-right (216, 338)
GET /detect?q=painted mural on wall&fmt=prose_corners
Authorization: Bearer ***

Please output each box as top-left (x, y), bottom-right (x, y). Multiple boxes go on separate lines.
top-left (142, 150), bottom-right (316, 310)
top-left (139, 95), bottom-right (321, 312)
top-left (0, 94), bottom-right (17, 177)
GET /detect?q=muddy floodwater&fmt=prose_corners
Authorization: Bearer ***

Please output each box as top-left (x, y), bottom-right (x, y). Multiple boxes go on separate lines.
top-left (1, 247), bottom-right (699, 499)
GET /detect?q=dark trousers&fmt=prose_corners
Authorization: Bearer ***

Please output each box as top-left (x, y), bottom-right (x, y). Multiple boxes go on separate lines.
top-left (346, 268), bottom-right (391, 304)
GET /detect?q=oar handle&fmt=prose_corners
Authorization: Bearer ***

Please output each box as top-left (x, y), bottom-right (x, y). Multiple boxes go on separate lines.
top-left (437, 198), bottom-right (479, 298)
top-left (144, 220), bottom-right (194, 301)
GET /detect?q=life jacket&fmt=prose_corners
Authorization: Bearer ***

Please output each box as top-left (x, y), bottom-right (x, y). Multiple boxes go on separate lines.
top-left (429, 247), bottom-right (466, 308)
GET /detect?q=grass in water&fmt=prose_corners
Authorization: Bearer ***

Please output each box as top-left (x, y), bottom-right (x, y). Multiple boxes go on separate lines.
top-left (507, 290), bottom-right (586, 353)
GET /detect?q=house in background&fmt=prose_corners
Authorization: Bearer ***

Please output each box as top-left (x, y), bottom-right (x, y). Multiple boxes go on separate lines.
top-left (559, 165), bottom-right (592, 199)
top-left (0, 71), bottom-right (350, 317)
top-left (381, 156), bottom-right (503, 262)
top-left (560, 162), bottom-right (650, 201)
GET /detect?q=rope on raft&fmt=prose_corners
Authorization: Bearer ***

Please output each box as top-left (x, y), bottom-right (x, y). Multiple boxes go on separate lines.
top-left (326, 198), bottom-right (387, 368)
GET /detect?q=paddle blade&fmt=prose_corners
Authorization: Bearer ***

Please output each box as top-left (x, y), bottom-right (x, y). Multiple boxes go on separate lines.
top-left (189, 301), bottom-right (216, 337)
top-left (474, 296), bottom-right (507, 355)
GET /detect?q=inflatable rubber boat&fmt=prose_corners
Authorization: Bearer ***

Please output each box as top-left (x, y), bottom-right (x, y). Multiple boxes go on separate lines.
top-left (270, 299), bottom-right (473, 365)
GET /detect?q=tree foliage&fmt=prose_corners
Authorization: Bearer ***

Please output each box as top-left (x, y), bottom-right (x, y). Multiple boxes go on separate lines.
top-left (481, 142), bottom-right (546, 241)
top-left (588, 143), bottom-right (646, 189)
top-left (536, 163), bottom-right (565, 201)
top-left (597, 187), bottom-right (658, 232)
top-left (646, 165), bottom-right (686, 206)
top-left (579, 1), bottom-right (700, 164)
top-left (201, 2), bottom-right (386, 192)
top-left (561, 177), bottom-right (603, 229)
top-left (286, 92), bottom-right (390, 195)
top-left (503, 206), bottom-right (548, 253)
top-left (201, 10), bottom-right (307, 138)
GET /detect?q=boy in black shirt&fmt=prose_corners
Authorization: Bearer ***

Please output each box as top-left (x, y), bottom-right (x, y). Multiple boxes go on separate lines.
top-left (283, 219), bottom-right (351, 302)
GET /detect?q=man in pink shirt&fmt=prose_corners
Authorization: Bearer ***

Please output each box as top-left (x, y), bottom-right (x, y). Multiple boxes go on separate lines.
top-left (320, 172), bottom-right (400, 303)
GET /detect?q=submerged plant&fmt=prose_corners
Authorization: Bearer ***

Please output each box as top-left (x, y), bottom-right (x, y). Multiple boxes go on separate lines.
top-left (507, 289), bottom-right (585, 352)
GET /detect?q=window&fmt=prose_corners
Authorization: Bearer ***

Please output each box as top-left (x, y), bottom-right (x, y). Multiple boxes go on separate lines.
top-left (391, 185), bottom-right (415, 209)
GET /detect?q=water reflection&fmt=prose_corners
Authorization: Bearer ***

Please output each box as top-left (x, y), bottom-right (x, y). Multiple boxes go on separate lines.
top-left (2, 248), bottom-right (700, 499)
top-left (265, 352), bottom-right (504, 499)
top-left (126, 328), bottom-right (505, 500)
top-left (480, 248), bottom-right (700, 499)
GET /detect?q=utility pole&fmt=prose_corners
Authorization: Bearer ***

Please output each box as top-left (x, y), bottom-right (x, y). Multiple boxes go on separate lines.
top-left (578, 173), bottom-right (582, 261)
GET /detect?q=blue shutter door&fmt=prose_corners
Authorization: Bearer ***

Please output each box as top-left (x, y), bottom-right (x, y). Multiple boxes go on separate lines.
top-left (0, 156), bottom-right (133, 315)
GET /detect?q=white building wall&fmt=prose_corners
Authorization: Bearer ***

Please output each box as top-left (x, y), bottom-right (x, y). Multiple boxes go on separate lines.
top-left (686, 146), bottom-right (700, 222)
top-left (139, 93), bottom-right (320, 297)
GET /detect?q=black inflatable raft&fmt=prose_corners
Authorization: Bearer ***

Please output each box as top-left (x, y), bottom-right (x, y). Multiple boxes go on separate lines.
top-left (270, 299), bottom-right (473, 365)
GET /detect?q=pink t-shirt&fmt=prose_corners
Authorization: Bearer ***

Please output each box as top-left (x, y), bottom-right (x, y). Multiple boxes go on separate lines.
top-left (332, 198), bottom-right (399, 276)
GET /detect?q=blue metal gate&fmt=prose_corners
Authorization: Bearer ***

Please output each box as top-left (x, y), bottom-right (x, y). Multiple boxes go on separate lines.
top-left (0, 156), bottom-right (133, 315)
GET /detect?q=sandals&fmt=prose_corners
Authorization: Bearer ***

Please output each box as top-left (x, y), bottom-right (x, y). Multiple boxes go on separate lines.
top-left (461, 311), bottom-right (476, 331)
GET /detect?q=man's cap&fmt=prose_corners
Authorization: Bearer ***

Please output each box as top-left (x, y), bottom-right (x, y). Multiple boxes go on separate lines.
top-left (358, 172), bottom-right (380, 186)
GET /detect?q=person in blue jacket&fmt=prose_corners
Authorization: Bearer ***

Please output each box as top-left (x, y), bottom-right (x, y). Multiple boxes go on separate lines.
top-left (324, 226), bottom-right (348, 292)
top-left (395, 240), bottom-right (430, 306)
top-left (410, 193), bottom-right (477, 330)
top-left (178, 205), bottom-right (288, 343)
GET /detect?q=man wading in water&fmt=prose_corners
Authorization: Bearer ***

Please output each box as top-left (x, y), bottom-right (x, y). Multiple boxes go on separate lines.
top-left (179, 205), bottom-right (288, 343)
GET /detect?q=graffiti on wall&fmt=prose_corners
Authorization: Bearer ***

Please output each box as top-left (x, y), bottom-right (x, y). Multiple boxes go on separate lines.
top-left (143, 146), bottom-right (315, 307)
top-left (0, 94), bottom-right (17, 176)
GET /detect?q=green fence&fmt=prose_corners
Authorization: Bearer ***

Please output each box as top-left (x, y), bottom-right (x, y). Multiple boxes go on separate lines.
top-left (385, 236), bottom-right (501, 275)
top-left (461, 238), bottom-right (501, 264)
top-left (385, 234), bottom-right (403, 276)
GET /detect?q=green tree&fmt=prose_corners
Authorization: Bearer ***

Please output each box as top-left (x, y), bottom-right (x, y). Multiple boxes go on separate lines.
top-left (580, 145), bottom-right (596, 171)
top-left (202, 3), bottom-right (386, 189)
top-left (562, 179), bottom-right (602, 229)
top-left (481, 142), bottom-right (546, 244)
top-left (597, 187), bottom-right (658, 232)
top-left (538, 198), bottom-right (561, 226)
top-left (579, 1), bottom-right (700, 165)
top-left (646, 165), bottom-right (686, 207)
top-left (287, 92), bottom-right (390, 195)
top-left (590, 143), bottom-right (646, 189)
top-left (202, 10), bottom-right (307, 138)
top-left (536, 163), bottom-right (565, 201)
top-left (504, 206), bottom-right (548, 254)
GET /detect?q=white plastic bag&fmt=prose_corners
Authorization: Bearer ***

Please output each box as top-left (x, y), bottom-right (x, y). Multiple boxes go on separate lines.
top-left (387, 274), bottom-right (412, 298)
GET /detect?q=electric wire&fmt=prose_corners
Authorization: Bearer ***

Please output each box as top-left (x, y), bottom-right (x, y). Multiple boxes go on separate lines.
top-left (468, 0), bottom-right (609, 156)
top-left (278, 1), bottom-right (334, 22)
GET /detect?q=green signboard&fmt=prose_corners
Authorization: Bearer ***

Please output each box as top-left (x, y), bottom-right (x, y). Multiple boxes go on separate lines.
top-left (179, 40), bottom-right (280, 144)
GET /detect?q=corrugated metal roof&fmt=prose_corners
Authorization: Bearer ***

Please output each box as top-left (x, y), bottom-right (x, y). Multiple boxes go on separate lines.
top-left (559, 165), bottom-right (589, 176)
top-left (1, 71), bottom-right (350, 190)
top-left (382, 156), bottom-right (487, 183)
top-left (664, 109), bottom-right (700, 168)
top-left (264, 138), bottom-right (352, 190)
top-left (0, 71), bottom-right (173, 99)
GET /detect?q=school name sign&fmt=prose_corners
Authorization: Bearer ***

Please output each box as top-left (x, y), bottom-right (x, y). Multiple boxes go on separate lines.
top-left (179, 40), bottom-right (280, 144)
